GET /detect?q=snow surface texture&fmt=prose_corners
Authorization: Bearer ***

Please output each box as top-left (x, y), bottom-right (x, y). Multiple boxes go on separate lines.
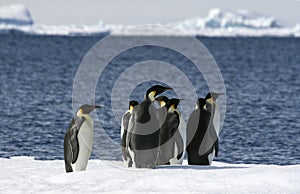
top-left (0, 5), bottom-right (300, 36)
top-left (0, 157), bottom-right (299, 193)
top-left (0, 4), bottom-right (33, 25)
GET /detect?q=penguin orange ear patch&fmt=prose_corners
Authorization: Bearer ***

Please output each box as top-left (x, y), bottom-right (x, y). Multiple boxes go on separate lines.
top-left (160, 101), bottom-right (166, 107)
top-left (148, 91), bottom-right (157, 101)
top-left (77, 108), bottom-right (83, 116)
top-left (207, 98), bottom-right (214, 104)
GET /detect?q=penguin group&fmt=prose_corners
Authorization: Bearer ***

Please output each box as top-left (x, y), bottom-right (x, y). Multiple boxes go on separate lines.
top-left (121, 85), bottom-right (223, 169)
top-left (63, 84), bottom-right (223, 172)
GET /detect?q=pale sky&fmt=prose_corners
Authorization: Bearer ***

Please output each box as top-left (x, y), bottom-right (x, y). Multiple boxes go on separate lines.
top-left (1, 0), bottom-right (299, 26)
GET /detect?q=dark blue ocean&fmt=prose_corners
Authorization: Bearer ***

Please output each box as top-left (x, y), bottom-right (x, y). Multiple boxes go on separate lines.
top-left (0, 34), bottom-right (299, 165)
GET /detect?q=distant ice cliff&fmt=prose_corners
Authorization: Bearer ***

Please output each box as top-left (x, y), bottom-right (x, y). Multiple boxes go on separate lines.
top-left (0, 4), bottom-right (33, 25)
top-left (170, 8), bottom-right (281, 30)
top-left (0, 4), bottom-right (299, 37)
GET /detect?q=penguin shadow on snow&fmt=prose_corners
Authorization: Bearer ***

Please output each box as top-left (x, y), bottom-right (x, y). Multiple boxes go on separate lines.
top-left (156, 164), bottom-right (248, 170)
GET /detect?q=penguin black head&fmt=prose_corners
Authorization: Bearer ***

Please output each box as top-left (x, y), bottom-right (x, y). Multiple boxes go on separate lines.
top-left (205, 92), bottom-right (224, 101)
top-left (169, 98), bottom-right (181, 109)
top-left (196, 98), bottom-right (206, 109)
top-left (129, 100), bottom-right (139, 110)
top-left (145, 85), bottom-right (173, 101)
top-left (155, 96), bottom-right (169, 107)
top-left (77, 104), bottom-right (102, 115)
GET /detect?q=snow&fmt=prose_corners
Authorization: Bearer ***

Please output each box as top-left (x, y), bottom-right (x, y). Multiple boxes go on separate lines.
top-left (0, 4), bottom-right (33, 25)
top-left (0, 157), bottom-right (299, 193)
top-left (0, 4), bottom-right (299, 37)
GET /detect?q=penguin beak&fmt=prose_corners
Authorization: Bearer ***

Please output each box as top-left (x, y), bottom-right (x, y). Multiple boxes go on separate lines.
top-left (213, 93), bottom-right (224, 101)
top-left (93, 105), bottom-right (102, 110)
top-left (163, 87), bottom-right (173, 91)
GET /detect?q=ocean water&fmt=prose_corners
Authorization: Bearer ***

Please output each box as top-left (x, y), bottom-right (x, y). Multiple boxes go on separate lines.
top-left (0, 34), bottom-right (299, 165)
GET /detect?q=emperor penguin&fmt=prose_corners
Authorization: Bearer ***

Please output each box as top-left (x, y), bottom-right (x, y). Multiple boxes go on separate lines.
top-left (126, 85), bottom-right (172, 168)
top-left (64, 104), bottom-right (101, 172)
top-left (121, 100), bottom-right (138, 164)
top-left (169, 98), bottom-right (186, 164)
top-left (186, 93), bottom-right (223, 165)
top-left (156, 98), bottom-right (185, 165)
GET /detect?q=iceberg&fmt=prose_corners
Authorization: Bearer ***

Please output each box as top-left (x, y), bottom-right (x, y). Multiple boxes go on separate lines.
top-left (0, 4), bottom-right (299, 37)
top-left (0, 157), bottom-right (299, 193)
top-left (0, 4), bottom-right (33, 25)
top-left (170, 8), bottom-right (281, 30)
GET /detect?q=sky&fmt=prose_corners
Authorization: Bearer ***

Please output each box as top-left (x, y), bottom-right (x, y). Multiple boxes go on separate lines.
top-left (0, 0), bottom-right (299, 26)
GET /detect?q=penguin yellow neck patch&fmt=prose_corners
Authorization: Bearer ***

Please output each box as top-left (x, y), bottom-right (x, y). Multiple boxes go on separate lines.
top-left (207, 98), bottom-right (214, 104)
top-left (160, 101), bottom-right (166, 107)
top-left (169, 104), bottom-right (175, 113)
top-left (77, 108), bottom-right (84, 116)
top-left (129, 105), bottom-right (134, 111)
top-left (148, 91), bottom-right (156, 101)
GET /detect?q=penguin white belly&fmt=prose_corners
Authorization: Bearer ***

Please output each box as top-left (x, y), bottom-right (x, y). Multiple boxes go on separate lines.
top-left (170, 116), bottom-right (186, 165)
top-left (128, 147), bottom-right (136, 168)
top-left (208, 148), bottom-right (215, 165)
top-left (121, 111), bottom-right (129, 138)
top-left (71, 116), bottom-right (93, 171)
top-left (213, 105), bottom-right (221, 135)
top-left (207, 105), bottom-right (219, 165)
top-left (169, 143), bottom-right (179, 165)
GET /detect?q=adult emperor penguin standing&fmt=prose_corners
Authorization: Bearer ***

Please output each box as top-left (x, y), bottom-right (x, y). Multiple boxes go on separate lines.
top-left (126, 85), bottom-right (172, 168)
top-left (64, 104), bottom-right (101, 172)
top-left (169, 98), bottom-right (186, 164)
top-left (186, 92), bottom-right (223, 165)
top-left (155, 96), bottom-right (170, 165)
top-left (157, 98), bottom-right (185, 165)
top-left (121, 100), bottom-right (138, 164)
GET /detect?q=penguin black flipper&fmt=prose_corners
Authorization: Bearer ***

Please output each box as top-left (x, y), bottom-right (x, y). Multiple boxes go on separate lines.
top-left (214, 138), bottom-right (219, 157)
top-left (174, 131), bottom-right (184, 160)
top-left (201, 100), bottom-right (218, 157)
top-left (64, 116), bottom-right (86, 172)
top-left (135, 100), bottom-right (152, 124)
top-left (71, 117), bottom-right (86, 163)
top-left (64, 135), bottom-right (74, 172)
top-left (186, 109), bottom-right (200, 150)
top-left (159, 112), bottom-right (180, 165)
top-left (157, 106), bottom-right (167, 128)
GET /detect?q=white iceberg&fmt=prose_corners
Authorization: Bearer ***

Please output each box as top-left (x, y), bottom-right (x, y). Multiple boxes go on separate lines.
top-left (0, 157), bottom-right (299, 193)
top-left (166, 8), bottom-right (300, 37)
top-left (0, 4), bottom-right (299, 37)
top-left (170, 8), bottom-right (281, 30)
top-left (0, 4), bottom-right (33, 25)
